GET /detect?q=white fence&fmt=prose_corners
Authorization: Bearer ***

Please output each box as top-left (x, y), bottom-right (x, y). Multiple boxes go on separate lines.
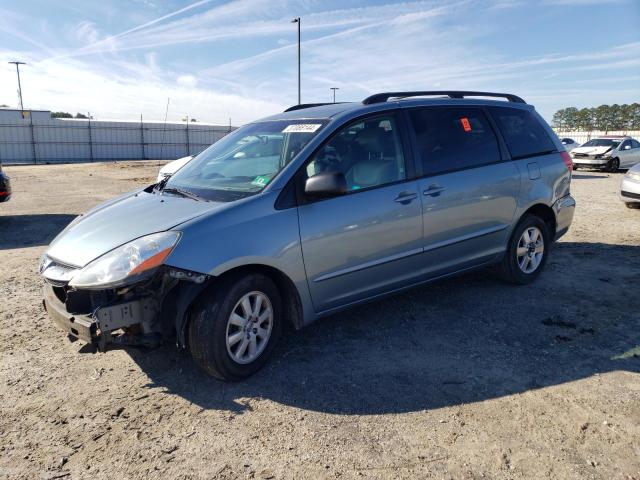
top-left (0, 110), bottom-right (234, 164)
top-left (553, 129), bottom-right (640, 145)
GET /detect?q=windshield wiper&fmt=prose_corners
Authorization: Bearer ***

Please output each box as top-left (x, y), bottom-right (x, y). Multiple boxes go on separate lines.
top-left (155, 175), bottom-right (170, 192)
top-left (162, 187), bottom-right (205, 202)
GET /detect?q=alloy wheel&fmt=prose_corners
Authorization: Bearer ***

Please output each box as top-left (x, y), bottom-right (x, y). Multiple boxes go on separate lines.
top-left (225, 291), bottom-right (273, 364)
top-left (516, 226), bottom-right (544, 274)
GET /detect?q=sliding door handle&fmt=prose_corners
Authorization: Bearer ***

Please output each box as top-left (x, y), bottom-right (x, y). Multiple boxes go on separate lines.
top-left (423, 185), bottom-right (446, 197)
top-left (394, 191), bottom-right (418, 204)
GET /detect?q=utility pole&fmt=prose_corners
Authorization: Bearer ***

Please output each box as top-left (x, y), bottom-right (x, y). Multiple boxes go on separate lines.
top-left (330, 87), bottom-right (339, 103)
top-left (291, 17), bottom-right (301, 104)
top-left (8, 61), bottom-right (26, 112)
top-left (160, 97), bottom-right (170, 159)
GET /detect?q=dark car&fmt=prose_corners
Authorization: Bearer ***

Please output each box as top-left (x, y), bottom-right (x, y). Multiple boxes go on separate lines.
top-left (0, 163), bottom-right (10, 202)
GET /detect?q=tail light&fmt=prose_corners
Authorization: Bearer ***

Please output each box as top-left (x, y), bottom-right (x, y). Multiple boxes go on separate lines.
top-left (560, 151), bottom-right (573, 172)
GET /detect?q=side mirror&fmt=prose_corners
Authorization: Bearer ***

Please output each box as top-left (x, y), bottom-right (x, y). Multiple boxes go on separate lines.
top-left (305, 171), bottom-right (347, 198)
top-left (623, 145), bottom-right (631, 150)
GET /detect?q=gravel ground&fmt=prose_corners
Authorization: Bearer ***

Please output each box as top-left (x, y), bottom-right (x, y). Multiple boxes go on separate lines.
top-left (0, 161), bottom-right (638, 480)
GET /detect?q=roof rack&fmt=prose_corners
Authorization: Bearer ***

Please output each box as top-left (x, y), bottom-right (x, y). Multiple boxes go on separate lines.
top-left (362, 91), bottom-right (526, 105)
top-left (284, 102), bottom-right (345, 112)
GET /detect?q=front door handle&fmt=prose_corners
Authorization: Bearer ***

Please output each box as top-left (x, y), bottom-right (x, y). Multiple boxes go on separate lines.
top-left (423, 185), bottom-right (446, 197)
top-left (394, 191), bottom-right (418, 204)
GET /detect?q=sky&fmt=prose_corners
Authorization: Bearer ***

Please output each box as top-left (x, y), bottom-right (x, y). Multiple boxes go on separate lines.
top-left (0, 0), bottom-right (638, 125)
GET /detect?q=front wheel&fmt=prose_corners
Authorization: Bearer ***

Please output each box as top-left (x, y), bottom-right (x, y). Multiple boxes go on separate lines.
top-left (607, 157), bottom-right (620, 172)
top-left (626, 202), bottom-right (640, 209)
top-left (188, 273), bottom-right (282, 381)
top-left (498, 214), bottom-right (550, 285)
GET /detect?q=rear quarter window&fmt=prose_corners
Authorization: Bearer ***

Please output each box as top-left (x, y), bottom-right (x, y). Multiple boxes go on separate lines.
top-left (408, 107), bottom-right (501, 176)
top-left (489, 107), bottom-right (556, 159)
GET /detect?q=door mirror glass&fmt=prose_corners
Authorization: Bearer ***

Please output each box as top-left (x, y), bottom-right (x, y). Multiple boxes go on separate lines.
top-left (304, 171), bottom-right (347, 198)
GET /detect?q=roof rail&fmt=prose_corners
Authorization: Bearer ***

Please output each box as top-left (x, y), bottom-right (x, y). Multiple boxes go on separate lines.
top-left (284, 102), bottom-right (345, 112)
top-left (362, 91), bottom-right (526, 105)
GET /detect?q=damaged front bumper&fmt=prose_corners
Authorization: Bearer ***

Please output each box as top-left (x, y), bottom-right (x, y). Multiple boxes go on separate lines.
top-left (42, 267), bottom-right (210, 351)
top-left (43, 283), bottom-right (160, 350)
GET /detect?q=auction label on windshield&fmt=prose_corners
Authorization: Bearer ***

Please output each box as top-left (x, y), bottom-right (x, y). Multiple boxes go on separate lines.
top-left (282, 124), bottom-right (322, 133)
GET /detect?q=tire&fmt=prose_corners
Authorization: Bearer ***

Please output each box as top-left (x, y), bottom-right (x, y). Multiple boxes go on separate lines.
top-left (498, 214), bottom-right (550, 285)
top-left (573, 165), bottom-right (578, 171)
top-left (626, 202), bottom-right (640, 209)
top-left (607, 158), bottom-right (620, 172)
top-left (188, 272), bottom-right (282, 381)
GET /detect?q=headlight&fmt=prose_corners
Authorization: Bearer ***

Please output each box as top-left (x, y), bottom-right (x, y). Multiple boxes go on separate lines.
top-left (69, 231), bottom-right (180, 289)
top-left (626, 172), bottom-right (640, 182)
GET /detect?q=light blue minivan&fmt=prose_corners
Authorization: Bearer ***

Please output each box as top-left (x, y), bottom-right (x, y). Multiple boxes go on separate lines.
top-left (41, 91), bottom-right (575, 380)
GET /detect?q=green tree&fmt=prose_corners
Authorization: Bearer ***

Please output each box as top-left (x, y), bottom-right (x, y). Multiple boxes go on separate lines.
top-left (576, 108), bottom-right (594, 131)
top-left (51, 111), bottom-right (73, 118)
top-left (75, 113), bottom-right (88, 119)
top-left (552, 108), bottom-right (566, 128)
top-left (627, 103), bottom-right (640, 129)
top-left (609, 104), bottom-right (623, 130)
top-left (593, 105), bottom-right (611, 130)
top-left (564, 107), bottom-right (579, 129)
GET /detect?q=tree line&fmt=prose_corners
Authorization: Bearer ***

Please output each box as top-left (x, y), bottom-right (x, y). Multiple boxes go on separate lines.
top-left (552, 103), bottom-right (640, 131)
top-left (51, 112), bottom-right (91, 119)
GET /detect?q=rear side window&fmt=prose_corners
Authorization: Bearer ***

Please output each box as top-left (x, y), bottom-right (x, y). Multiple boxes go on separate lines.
top-left (409, 107), bottom-right (501, 176)
top-left (489, 107), bottom-right (556, 159)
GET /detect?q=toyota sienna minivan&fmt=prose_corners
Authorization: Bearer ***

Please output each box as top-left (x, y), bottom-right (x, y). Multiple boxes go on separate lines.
top-left (41, 91), bottom-right (575, 381)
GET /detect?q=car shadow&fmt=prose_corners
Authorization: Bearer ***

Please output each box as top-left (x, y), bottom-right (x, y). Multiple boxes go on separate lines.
top-left (125, 241), bottom-right (640, 415)
top-left (0, 214), bottom-right (76, 250)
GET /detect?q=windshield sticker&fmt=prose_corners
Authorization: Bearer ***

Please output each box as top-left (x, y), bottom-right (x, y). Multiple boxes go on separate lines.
top-left (251, 175), bottom-right (272, 187)
top-left (460, 117), bottom-right (472, 132)
top-left (282, 124), bottom-right (322, 133)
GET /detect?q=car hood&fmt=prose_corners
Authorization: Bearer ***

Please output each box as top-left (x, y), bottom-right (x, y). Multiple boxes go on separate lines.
top-left (46, 190), bottom-right (221, 267)
top-left (571, 146), bottom-right (613, 155)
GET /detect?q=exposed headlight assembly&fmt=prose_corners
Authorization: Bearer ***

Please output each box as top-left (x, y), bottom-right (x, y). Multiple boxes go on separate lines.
top-left (69, 231), bottom-right (180, 289)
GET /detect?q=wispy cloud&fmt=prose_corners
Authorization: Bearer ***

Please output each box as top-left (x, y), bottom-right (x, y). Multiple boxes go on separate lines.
top-left (0, 0), bottom-right (638, 124)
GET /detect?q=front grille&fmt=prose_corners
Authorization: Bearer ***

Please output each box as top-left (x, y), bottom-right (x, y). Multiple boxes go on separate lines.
top-left (52, 286), bottom-right (67, 304)
top-left (573, 153), bottom-right (589, 158)
top-left (621, 190), bottom-right (640, 200)
top-left (42, 260), bottom-right (79, 286)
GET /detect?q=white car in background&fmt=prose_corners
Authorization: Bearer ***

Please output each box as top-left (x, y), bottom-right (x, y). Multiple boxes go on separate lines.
top-left (157, 155), bottom-right (193, 182)
top-left (571, 136), bottom-right (640, 172)
top-left (620, 162), bottom-right (640, 209)
top-left (560, 137), bottom-right (580, 152)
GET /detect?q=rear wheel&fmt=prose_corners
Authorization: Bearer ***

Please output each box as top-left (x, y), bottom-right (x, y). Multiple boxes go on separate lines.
top-left (626, 202), bottom-right (640, 209)
top-left (188, 273), bottom-right (282, 381)
top-left (607, 157), bottom-right (620, 172)
top-left (498, 214), bottom-right (550, 285)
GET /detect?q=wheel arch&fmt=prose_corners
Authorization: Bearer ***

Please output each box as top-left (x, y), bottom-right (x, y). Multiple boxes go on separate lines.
top-left (176, 263), bottom-right (305, 347)
top-left (520, 203), bottom-right (556, 238)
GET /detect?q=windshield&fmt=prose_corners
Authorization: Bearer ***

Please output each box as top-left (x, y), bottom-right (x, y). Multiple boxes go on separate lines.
top-left (166, 119), bottom-right (329, 201)
top-left (581, 139), bottom-right (620, 148)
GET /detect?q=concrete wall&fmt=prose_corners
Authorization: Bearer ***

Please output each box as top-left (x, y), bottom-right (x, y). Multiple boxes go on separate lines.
top-left (0, 109), bottom-right (235, 164)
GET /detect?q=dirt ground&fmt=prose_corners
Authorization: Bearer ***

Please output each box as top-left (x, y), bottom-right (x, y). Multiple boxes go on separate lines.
top-left (0, 161), bottom-right (638, 480)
